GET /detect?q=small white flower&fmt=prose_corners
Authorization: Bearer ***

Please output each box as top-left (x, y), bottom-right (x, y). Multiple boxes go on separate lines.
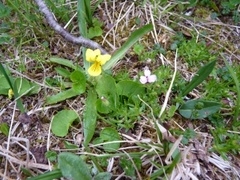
top-left (140, 69), bottom-right (157, 84)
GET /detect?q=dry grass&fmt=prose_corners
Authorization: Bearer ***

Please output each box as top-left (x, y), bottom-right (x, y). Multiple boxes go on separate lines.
top-left (0, 0), bottom-right (240, 179)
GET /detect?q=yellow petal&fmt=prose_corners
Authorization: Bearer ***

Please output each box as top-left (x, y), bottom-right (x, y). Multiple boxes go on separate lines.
top-left (97, 54), bottom-right (111, 65)
top-left (86, 49), bottom-right (101, 62)
top-left (8, 89), bottom-right (14, 99)
top-left (88, 62), bottom-right (102, 76)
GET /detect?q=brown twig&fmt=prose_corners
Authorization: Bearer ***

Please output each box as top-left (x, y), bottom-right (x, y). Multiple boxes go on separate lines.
top-left (34, 0), bottom-right (107, 54)
top-left (0, 151), bottom-right (50, 170)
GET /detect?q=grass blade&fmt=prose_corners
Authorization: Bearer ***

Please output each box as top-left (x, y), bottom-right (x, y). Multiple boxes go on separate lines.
top-left (92, 0), bottom-right (103, 16)
top-left (103, 24), bottom-right (153, 70)
top-left (77, 0), bottom-right (89, 70)
top-left (221, 54), bottom-right (240, 122)
top-left (83, 0), bottom-right (92, 25)
top-left (27, 169), bottom-right (62, 180)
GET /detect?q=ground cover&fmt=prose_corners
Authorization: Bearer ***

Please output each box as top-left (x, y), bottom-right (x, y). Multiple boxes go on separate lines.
top-left (0, 0), bottom-right (240, 179)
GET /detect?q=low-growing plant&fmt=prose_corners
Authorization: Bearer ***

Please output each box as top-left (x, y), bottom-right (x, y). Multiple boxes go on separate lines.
top-left (177, 60), bottom-right (221, 119)
top-left (220, 0), bottom-right (240, 23)
top-left (24, 1), bottom-right (154, 178)
top-left (211, 128), bottom-right (240, 159)
top-left (0, 63), bottom-right (41, 113)
top-left (176, 37), bottom-right (215, 66)
top-left (177, 0), bottom-right (240, 24)
top-left (2, 0), bottom-right (240, 179)
top-left (0, 2), bottom-right (11, 44)
top-left (133, 42), bottom-right (166, 61)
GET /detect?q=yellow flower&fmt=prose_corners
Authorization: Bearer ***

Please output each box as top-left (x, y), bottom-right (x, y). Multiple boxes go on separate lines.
top-left (86, 49), bottom-right (111, 76)
top-left (8, 89), bottom-right (14, 99)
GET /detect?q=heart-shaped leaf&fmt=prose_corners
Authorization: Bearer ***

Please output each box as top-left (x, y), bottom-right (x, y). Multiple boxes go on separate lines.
top-left (70, 70), bottom-right (86, 93)
top-left (96, 74), bottom-right (118, 110)
top-left (51, 110), bottom-right (79, 137)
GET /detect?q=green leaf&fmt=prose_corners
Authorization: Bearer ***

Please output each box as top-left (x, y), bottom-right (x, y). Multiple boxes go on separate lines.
top-left (96, 98), bottom-right (112, 114)
top-left (150, 166), bottom-right (168, 179)
top-left (46, 88), bottom-right (79, 105)
top-left (77, 0), bottom-right (89, 70)
top-left (117, 80), bottom-right (145, 105)
top-left (96, 74), bottom-right (118, 109)
top-left (82, 0), bottom-right (93, 25)
top-left (63, 141), bottom-right (79, 149)
top-left (119, 158), bottom-right (135, 177)
top-left (27, 169), bottom-right (62, 180)
top-left (0, 75), bottom-right (40, 96)
top-left (49, 57), bottom-right (76, 69)
top-left (103, 24), bottom-right (153, 70)
top-left (168, 105), bottom-right (177, 118)
top-left (91, 1), bottom-right (104, 16)
top-left (0, 88), bottom-right (8, 95)
top-left (100, 127), bottom-right (121, 152)
top-left (14, 78), bottom-right (41, 96)
top-left (45, 151), bottom-right (57, 162)
top-left (0, 76), bottom-right (10, 95)
top-left (0, 33), bottom-right (11, 44)
top-left (181, 60), bottom-right (216, 97)
top-left (94, 172), bottom-right (112, 180)
top-left (167, 149), bottom-right (181, 173)
top-left (222, 55), bottom-right (240, 122)
top-left (179, 99), bottom-right (221, 119)
top-left (14, 78), bottom-right (31, 96)
top-left (51, 110), bottom-right (79, 137)
top-left (0, 2), bottom-right (11, 18)
top-left (117, 80), bottom-right (145, 97)
top-left (70, 70), bottom-right (86, 93)
top-left (0, 64), bottom-right (11, 76)
top-left (0, 63), bottom-right (25, 113)
top-left (133, 43), bottom-right (145, 55)
top-left (88, 26), bottom-right (103, 38)
top-left (92, 18), bottom-right (103, 27)
top-left (21, 167), bottom-right (32, 177)
top-left (0, 76), bottom-right (10, 89)
top-left (182, 128), bottom-right (196, 145)
top-left (83, 90), bottom-right (97, 146)
top-left (70, 70), bottom-right (85, 82)
top-left (0, 123), bottom-right (9, 136)
top-left (58, 152), bottom-right (92, 180)
top-left (92, 137), bottom-right (104, 145)
top-left (27, 82), bottom-right (41, 95)
top-left (96, 75), bottom-right (117, 95)
top-left (55, 67), bottom-right (71, 78)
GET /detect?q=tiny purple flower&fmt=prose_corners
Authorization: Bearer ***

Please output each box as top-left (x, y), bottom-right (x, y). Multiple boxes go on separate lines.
top-left (140, 69), bottom-right (157, 84)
